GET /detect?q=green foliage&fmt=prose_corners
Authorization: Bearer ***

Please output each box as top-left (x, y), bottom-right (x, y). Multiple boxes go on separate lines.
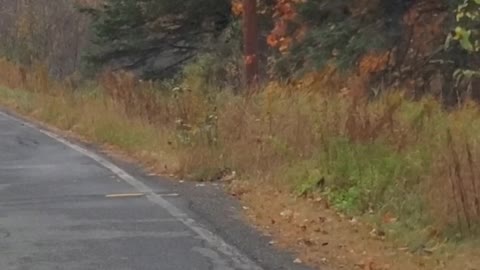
top-left (443, 0), bottom-right (480, 96)
top-left (83, 0), bottom-right (232, 78)
top-left (449, 0), bottom-right (480, 52)
top-left (286, 137), bottom-right (430, 218)
top-left (182, 21), bottom-right (244, 91)
top-left (272, 0), bottom-right (413, 77)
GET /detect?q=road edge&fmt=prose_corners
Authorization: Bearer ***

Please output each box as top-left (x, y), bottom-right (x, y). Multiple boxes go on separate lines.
top-left (0, 109), bottom-right (264, 270)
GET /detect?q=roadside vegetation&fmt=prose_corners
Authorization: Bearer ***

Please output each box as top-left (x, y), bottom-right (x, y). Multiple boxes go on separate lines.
top-left (2, 57), bottom-right (480, 269)
top-left (2, 0), bottom-right (480, 269)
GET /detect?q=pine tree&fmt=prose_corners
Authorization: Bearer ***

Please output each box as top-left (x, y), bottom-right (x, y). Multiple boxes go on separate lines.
top-left (82, 0), bottom-right (232, 78)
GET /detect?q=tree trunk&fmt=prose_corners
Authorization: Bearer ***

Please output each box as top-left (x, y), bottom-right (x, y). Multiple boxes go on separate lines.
top-left (243, 0), bottom-right (258, 89)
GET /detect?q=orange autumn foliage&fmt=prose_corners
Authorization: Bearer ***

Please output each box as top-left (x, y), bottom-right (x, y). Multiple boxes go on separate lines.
top-left (231, 0), bottom-right (306, 53)
top-left (358, 52), bottom-right (391, 75)
top-left (231, 0), bottom-right (244, 16)
top-left (267, 0), bottom-right (306, 53)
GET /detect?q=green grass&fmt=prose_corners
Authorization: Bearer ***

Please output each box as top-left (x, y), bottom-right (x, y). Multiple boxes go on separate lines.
top-left (286, 137), bottom-right (429, 217)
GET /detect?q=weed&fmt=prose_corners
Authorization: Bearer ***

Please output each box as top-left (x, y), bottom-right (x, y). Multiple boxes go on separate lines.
top-left (2, 58), bottom-right (480, 244)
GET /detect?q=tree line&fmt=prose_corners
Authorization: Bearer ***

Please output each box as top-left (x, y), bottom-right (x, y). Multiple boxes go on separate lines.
top-left (1, 0), bottom-right (479, 102)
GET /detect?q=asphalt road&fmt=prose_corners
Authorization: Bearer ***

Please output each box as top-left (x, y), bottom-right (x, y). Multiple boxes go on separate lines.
top-left (0, 111), bottom-right (313, 270)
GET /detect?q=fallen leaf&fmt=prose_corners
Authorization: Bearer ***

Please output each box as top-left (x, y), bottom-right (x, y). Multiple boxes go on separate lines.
top-left (280, 209), bottom-right (293, 219)
top-left (382, 212), bottom-right (398, 224)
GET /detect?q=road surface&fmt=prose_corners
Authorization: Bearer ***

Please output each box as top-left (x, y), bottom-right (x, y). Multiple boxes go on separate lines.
top-left (0, 111), bottom-right (313, 270)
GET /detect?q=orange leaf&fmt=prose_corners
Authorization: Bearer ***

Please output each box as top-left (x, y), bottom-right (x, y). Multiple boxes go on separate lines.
top-left (382, 212), bottom-right (398, 224)
top-left (231, 0), bottom-right (243, 16)
top-left (267, 34), bottom-right (279, 47)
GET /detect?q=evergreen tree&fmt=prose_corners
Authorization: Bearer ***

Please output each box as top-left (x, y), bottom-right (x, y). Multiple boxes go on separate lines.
top-left (82, 0), bottom-right (232, 78)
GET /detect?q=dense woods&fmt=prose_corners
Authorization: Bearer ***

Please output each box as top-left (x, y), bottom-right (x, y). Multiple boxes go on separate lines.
top-left (82, 0), bottom-right (232, 78)
top-left (1, 0), bottom-right (479, 102)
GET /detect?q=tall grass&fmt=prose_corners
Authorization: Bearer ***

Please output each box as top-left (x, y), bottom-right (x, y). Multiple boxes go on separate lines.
top-left (2, 58), bottom-right (480, 241)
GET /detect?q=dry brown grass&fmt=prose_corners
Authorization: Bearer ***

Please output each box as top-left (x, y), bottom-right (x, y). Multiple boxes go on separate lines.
top-left (2, 58), bottom-right (480, 256)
